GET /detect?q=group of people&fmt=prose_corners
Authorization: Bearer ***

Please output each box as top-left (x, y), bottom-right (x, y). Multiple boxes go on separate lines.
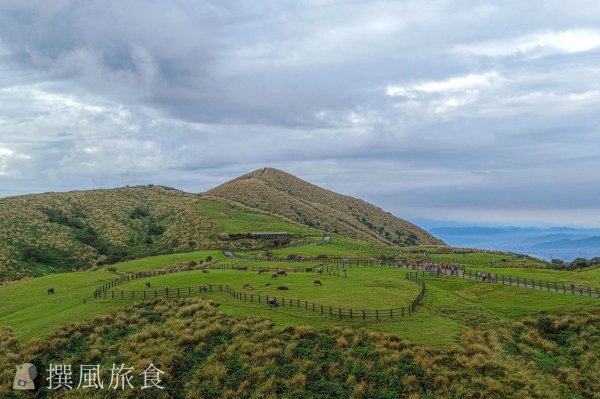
top-left (400, 261), bottom-right (464, 276)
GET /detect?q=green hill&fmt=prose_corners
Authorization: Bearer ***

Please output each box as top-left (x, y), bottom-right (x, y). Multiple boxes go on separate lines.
top-left (0, 185), bottom-right (214, 281)
top-left (204, 167), bottom-right (443, 247)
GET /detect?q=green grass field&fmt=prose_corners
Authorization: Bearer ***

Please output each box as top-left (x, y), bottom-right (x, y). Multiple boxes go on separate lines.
top-left (114, 268), bottom-right (420, 309)
top-left (106, 249), bottom-right (225, 273)
top-left (3, 245), bottom-right (599, 350)
top-left (197, 199), bottom-right (317, 235)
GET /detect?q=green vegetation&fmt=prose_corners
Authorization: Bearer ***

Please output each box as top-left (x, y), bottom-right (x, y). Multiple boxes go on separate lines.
top-left (197, 199), bottom-right (315, 236)
top-left (115, 268), bottom-right (420, 309)
top-left (2, 247), bottom-right (598, 349)
top-left (0, 186), bottom-right (218, 281)
top-left (1, 298), bottom-right (598, 398)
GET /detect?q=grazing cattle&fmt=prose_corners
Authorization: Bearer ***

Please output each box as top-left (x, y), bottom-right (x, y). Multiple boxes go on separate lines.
top-left (202, 269), bottom-right (210, 274)
top-left (47, 288), bottom-right (55, 295)
top-left (243, 283), bottom-right (253, 290)
top-left (277, 270), bottom-right (287, 277)
top-left (238, 266), bottom-right (248, 271)
top-left (317, 267), bottom-right (323, 274)
top-left (145, 282), bottom-right (151, 288)
top-left (277, 286), bottom-right (289, 290)
top-left (268, 298), bottom-right (279, 307)
top-left (313, 279), bottom-right (322, 285)
top-left (271, 273), bottom-right (278, 279)
top-left (264, 282), bottom-right (271, 286)
top-left (305, 267), bottom-right (313, 272)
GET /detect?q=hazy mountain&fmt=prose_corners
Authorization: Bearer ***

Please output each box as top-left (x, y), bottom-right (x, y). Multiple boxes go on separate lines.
top-left (533, 236), bottom-right (600, 249)
top-left (427, 224), bottom-right (600, 261)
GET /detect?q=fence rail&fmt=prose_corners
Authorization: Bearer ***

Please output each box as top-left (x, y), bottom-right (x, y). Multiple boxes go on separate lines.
top-left (227, 250), bottom-right (600, 298)
top-left (91, 273), bottom-right (426, 319)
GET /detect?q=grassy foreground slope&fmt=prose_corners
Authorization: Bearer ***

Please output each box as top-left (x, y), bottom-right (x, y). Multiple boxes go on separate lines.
top-left (1, 298), bottom-right (598, 399)
top-left (204, 168), bottom-right (444, 247)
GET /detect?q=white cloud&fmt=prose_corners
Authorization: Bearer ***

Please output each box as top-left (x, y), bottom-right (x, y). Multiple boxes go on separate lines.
top-left (385, 72), bottom-right (500, 113)
top-left (454, 29), bottom-right (600, 58)
top-left (0, 146), bottom-right (30, 175)
top-left (386, 72), bottom-right (499, 96)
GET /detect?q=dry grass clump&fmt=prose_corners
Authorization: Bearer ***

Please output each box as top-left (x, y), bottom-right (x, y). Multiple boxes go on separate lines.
top-left (1, 300), bottom-right (598, 398)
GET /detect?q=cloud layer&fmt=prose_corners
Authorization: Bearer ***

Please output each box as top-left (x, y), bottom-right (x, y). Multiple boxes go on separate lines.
top-left (0, 0), bottom-right (599, 227)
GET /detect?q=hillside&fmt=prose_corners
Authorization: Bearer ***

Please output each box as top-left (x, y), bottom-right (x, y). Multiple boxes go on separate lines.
top-left (0, 185), bottom-right (219, 281)
top-left (204, 168), bottom-right (444, 247)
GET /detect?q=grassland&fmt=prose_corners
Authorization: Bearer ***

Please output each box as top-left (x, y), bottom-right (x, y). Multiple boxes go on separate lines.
top-left (1, 243), bottom-right (599, 398)
top-left (2, 246), bottom-right (598, 348)
top-left (114, 268), bottom-right (420, 309)
top-left (196, 199), bottom-right (316, 236)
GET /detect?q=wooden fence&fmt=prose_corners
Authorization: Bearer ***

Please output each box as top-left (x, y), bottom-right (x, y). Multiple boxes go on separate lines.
top-left (227, 250), bottom-right (600, 298)
top-left (92, 272), bottom-right (426, 319)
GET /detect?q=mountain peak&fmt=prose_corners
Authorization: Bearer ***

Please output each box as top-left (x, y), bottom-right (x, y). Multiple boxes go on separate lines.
top-left (204, 169), bottom-right (444, 247)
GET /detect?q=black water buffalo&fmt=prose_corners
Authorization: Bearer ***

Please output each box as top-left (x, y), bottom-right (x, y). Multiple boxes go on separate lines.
top-left (313, 279), bottom-right (322, 285)
top-left (268, 298), bottom-right (279, 307)
top-left (277, 286), bottom-right (289, 290)
top-left (277, 270), bottom-right (287, 277)
top-left (47, 288), bottom-right (55, 295)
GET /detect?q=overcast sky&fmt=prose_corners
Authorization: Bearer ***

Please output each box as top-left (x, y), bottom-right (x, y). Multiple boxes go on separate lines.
top-left (0, 1), bottom-right (599, 227)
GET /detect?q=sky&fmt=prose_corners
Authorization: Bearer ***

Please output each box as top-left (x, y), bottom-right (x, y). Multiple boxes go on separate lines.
top-left (0, 0), bottom-right (599, 227)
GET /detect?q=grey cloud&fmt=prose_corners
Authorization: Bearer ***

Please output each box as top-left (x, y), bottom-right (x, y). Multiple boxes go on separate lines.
top-left (0, 0), bottom-right (599, 226)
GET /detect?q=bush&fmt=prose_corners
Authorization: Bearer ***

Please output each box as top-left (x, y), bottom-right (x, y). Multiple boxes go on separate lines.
top-left (129, 207), bottom-right (150, 219)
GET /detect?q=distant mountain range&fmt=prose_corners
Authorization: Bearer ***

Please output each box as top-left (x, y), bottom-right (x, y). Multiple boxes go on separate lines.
top-left (532, 236), bottom-right (600, 250)
top-left (427, 225), bottom-right (600, 261)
